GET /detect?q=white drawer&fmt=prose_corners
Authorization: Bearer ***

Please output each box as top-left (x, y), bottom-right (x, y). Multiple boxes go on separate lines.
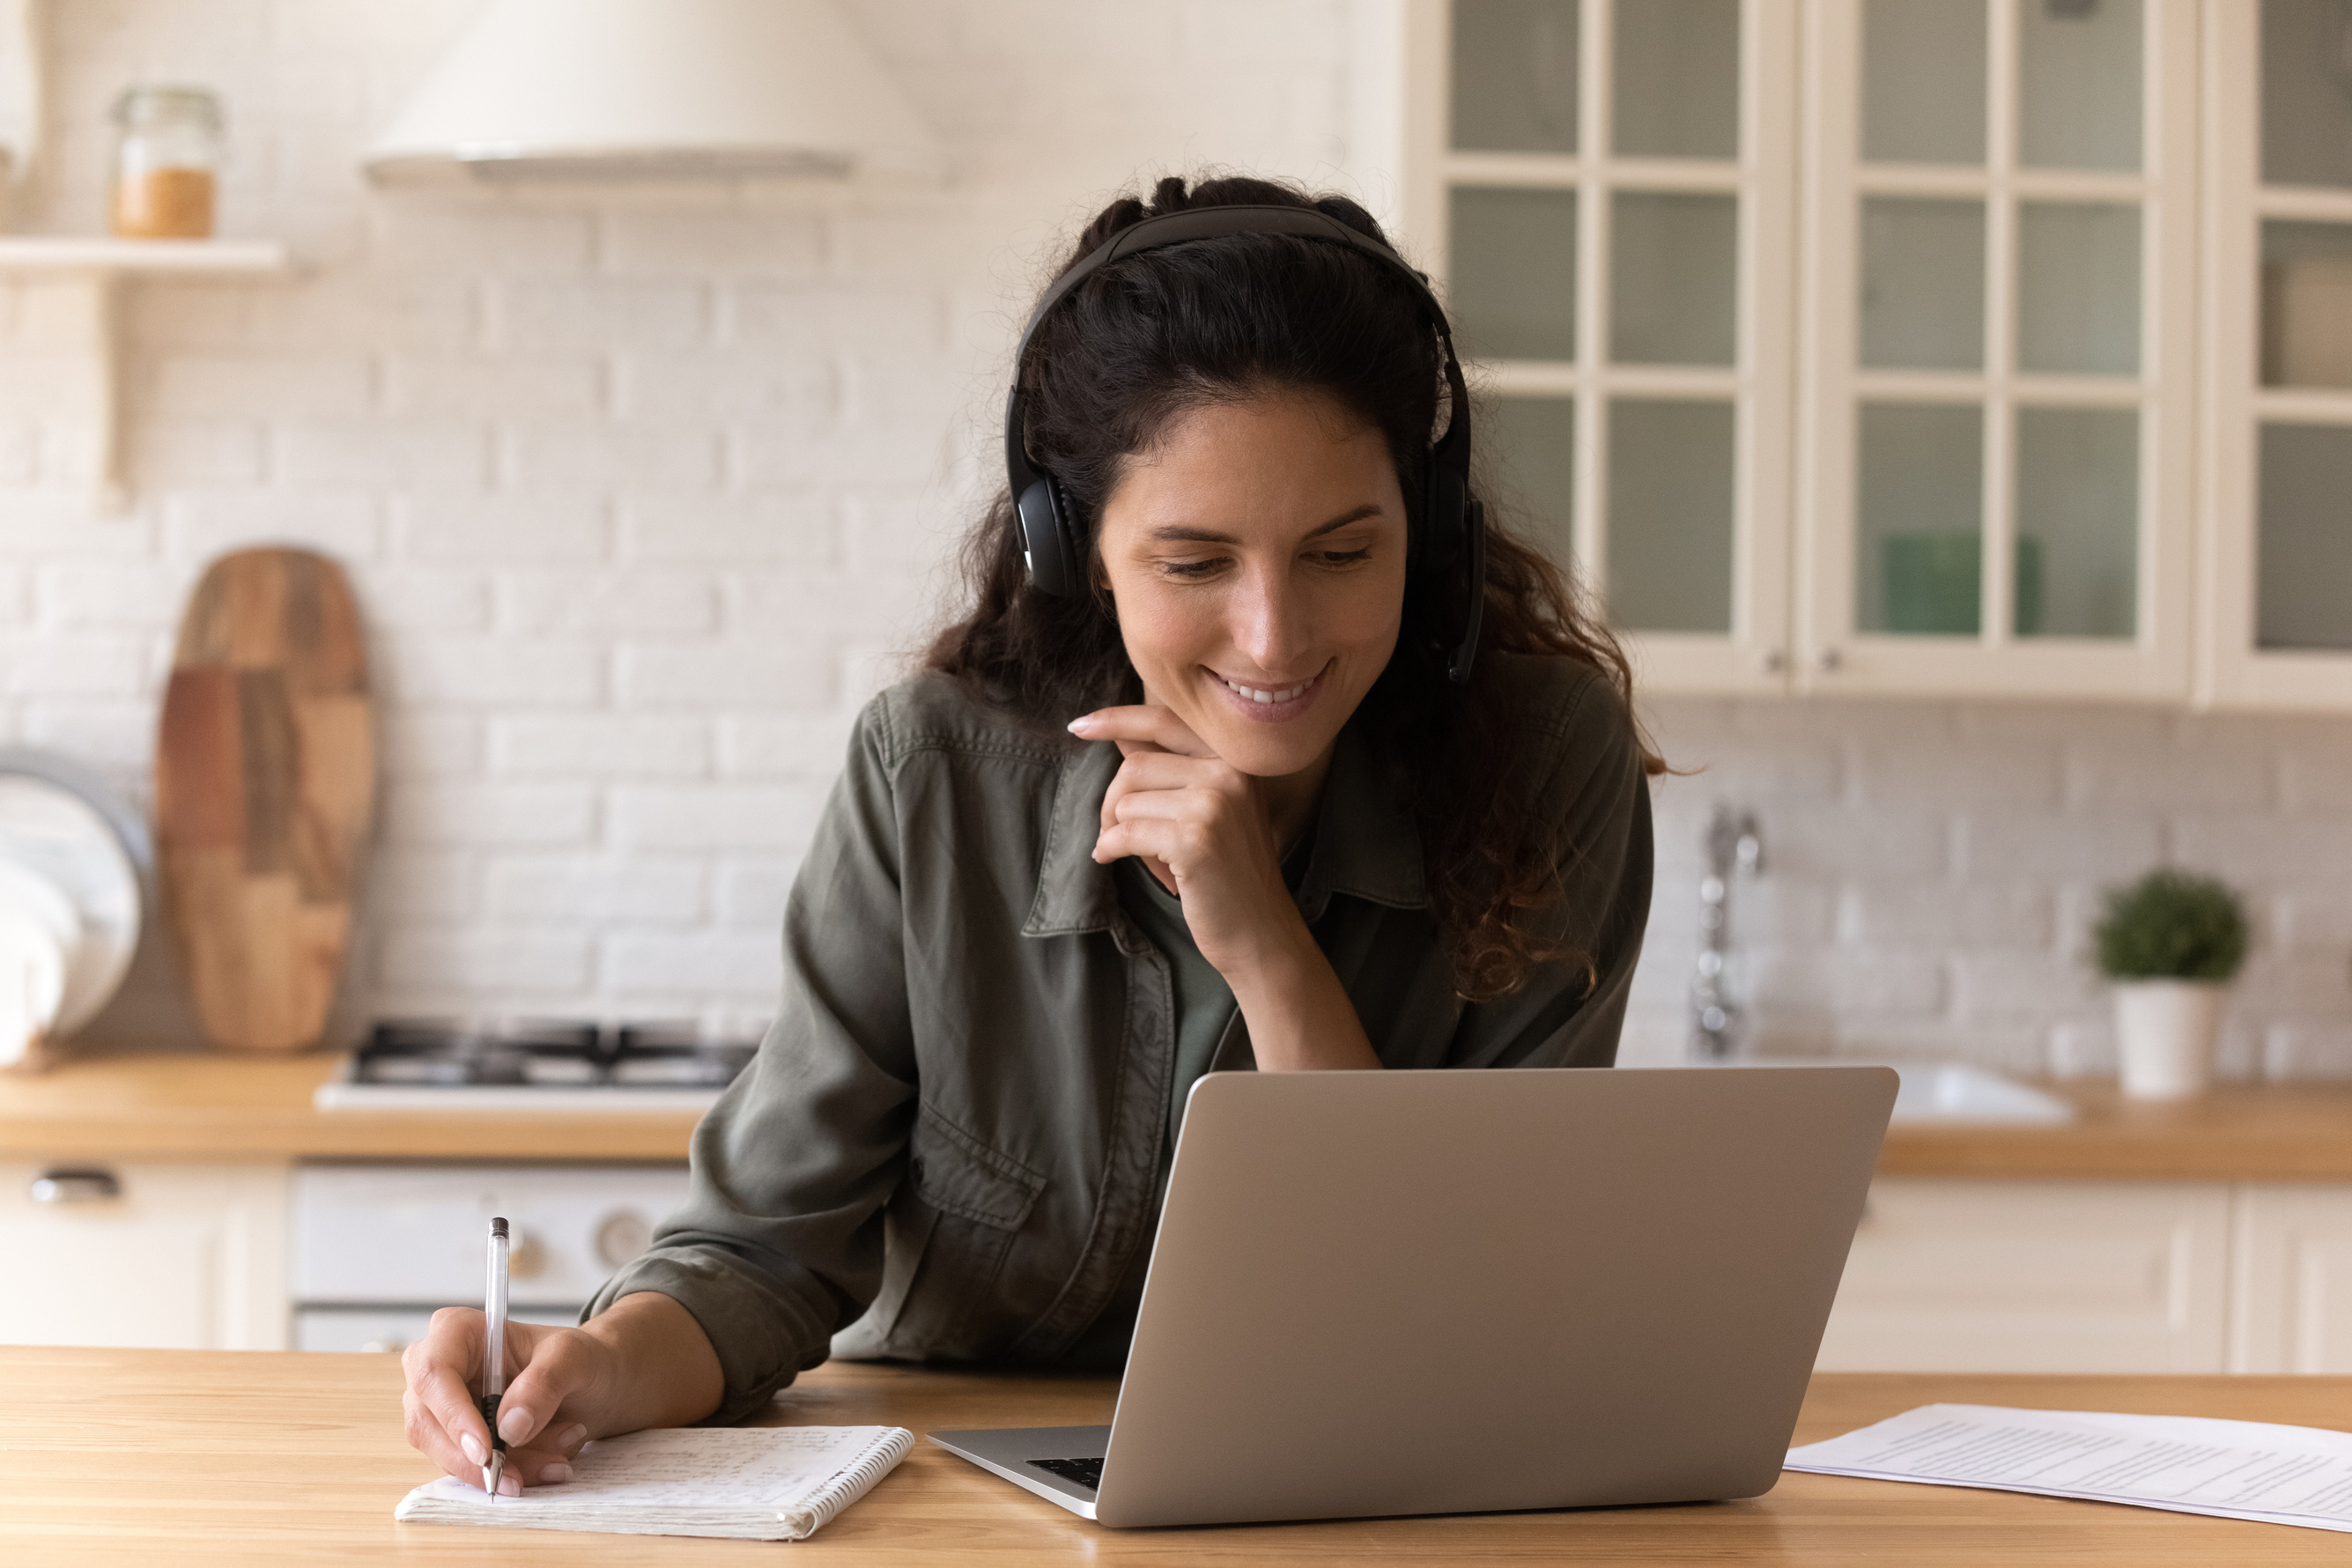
top-left (292, 1164), bottom-right (690, 1305)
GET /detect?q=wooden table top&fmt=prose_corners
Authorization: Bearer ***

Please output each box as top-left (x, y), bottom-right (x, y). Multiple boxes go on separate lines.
top-left (0, 1051), bottom-right (700, 1162)
top-left (6, 1050), bottom-right (2352, 1179)
top-left (4, 1349), bottom-right (2348, 1564)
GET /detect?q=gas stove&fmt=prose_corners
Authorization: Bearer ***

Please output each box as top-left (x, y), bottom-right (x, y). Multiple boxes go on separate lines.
top-left (312, 1019), bottom-right (760, 1111)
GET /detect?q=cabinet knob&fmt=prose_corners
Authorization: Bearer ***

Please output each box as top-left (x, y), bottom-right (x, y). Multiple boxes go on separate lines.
top-left (507, 1231), bottom-right (547, 1280)
top-left (595, 1209), bottom-right (655, 1269)
top-left (1759, 648), bottom-right (1787, 675)
top-left (1816, 647), bottom-right (1844, 673)
top-left (29, 1167), bottom-right (121, 1204)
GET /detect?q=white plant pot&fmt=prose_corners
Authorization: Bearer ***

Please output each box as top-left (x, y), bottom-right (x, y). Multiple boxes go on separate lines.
top-left (2112, 979), bottom-right (2227, 1100)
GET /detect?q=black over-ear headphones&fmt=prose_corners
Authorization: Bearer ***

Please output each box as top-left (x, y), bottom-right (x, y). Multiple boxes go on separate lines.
top-left (1002, 203), bottom-right (1488, 684)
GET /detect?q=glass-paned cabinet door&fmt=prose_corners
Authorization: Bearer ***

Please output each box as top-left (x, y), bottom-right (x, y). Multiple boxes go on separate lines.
top-left (2200, 1), bottom-right (2352, 710)
top-left (1797, 0), bottom-right (2196, 699)
top-left (1406, 0), bottom-right (1798, 693)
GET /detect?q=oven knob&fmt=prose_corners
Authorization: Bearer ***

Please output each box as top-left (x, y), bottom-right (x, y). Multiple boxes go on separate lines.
top-left (507, 1231), bottom-right (546, 1280)
top-left (360, 1336), bottom-right (406, 1354)
top-left (595, 1209), bottom-right (655, 1269)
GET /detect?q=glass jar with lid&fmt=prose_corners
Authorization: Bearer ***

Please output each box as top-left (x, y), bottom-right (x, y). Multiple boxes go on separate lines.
top-left (109, 85), bottom-right (224, 240)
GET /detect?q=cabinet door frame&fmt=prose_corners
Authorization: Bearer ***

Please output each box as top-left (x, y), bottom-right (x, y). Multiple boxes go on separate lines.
top-left (1402, 0), bottom-right (1799, 696)
top-left (1794, 0), bottom-right (2200, 700)
top-left (2195, 3), bottom-right (2352, 711)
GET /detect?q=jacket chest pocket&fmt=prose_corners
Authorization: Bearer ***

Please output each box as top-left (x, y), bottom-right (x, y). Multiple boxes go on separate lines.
top-left (874, 1106), bottom-right (1047, 1359)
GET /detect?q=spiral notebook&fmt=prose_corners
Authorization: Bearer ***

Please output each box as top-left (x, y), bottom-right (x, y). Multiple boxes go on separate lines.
top-left (394, 1424), bottom-right (914, 1542)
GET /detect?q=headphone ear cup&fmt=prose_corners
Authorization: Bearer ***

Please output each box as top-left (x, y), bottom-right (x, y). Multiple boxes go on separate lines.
top-left (1017, 476), bottom-right (1077, 596)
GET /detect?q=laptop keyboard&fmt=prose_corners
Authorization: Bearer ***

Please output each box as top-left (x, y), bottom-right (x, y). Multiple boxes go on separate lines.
top-left (1030, 1455), bottom-right (1104, 1490)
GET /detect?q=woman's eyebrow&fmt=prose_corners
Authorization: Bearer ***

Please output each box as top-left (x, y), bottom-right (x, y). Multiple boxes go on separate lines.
top-left (1145, 503), bottom-right (1384, 545)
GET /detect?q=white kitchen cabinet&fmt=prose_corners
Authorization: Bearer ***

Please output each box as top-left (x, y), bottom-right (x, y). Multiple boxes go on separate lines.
top-left (1815, 1178), bottom-right (2233, 1372)
top-left (2230, 1183), bottom-right (2352, 1373)
top-left (2195, 3), bottom-right (2352, 710)
top-left (0, 1162), bottom-right (288, 1350)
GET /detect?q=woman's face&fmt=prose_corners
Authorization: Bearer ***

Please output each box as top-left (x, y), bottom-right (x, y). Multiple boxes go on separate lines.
top-left (1094, 389), bottom-right (1409, 780)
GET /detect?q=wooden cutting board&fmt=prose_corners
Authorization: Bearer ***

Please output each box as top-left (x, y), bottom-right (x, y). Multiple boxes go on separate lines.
top-left (156, 549), bottom-right (374, 1054)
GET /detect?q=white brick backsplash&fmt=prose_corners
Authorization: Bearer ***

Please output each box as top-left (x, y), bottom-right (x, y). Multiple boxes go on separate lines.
top-left (616, 645), bottom-right (834, 712)
top-left (724, 284), bottom-right (948, 352)
top-left (277, 419), bottom-right (492, 489)
top-left (497, 571), bottom-right (718, 636)
top-left (356, 569), bottom-right (494, 633)
top-left (0, 634), bottom-right (147, 698)
top-left (5, 0), bottom-right (2345, 1065)
top-left (602, 211), bottom-right (826, 276)
top-left (492, 715), bottom-right (713, 778)
top-left (387, 638), bottom-right (603, 706)
top-left (390, 495), bottom-right (612, 563)
top-left (2065, 743), bottom-right (2276, 810)
top-left (717, 714), bottom-right (861, 778)
top-left (380, 713), bottom-right (487, 779)
top-left (383, 356), bottom-right (606, 420)
top-left (368, 850), bottom-right (481, 919)
top-left (611, 352), bottom-right (835, 423)
top-left (504, 424), bottom-right (723, 490)
top-left (146, 355), bottom-right (375, 419)
top-left (1840, 884), bottom-right (2055, 947)
top-left (616, 494), bottom-right (837, 566)
top-left (1957, 811), bottom-right (2163, 878)
top-left (380, 931), bottom-right (595, 992)
top-left (2171, 815), bottom-right (2352, 884)
top-left (485, 856), bottom-right (708, 925)
top-left (493, 279), bottom-right (708, 351)
top-left (383, 783), bottom-right (597, 847)
top-left (610, 784), bottom-right (826, 851)
top-left (163, 492), bottom-right (381, 562)
top-left (600, 932), bottom-right (782, 996)
top-left (718, 860), bottom-right (801, 927)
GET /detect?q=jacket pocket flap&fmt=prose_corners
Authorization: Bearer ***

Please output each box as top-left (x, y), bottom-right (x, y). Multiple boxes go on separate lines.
top-left (910, 1106), bottom-right (1046, 1230)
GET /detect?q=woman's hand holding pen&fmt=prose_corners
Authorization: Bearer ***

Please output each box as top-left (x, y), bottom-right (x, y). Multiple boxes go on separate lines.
top-left (1072, 701), bottom-right (1379, 1071)
top-left (400, 1291), bottom-right (722, 1492)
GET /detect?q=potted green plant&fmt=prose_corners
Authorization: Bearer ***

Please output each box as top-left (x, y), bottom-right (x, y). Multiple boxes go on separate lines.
top-left (2092, 869), bottom-right (2251, 1100)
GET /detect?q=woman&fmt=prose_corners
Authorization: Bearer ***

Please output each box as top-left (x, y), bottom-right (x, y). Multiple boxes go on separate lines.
top-left (399, 175), bottom-right (1656, 1492)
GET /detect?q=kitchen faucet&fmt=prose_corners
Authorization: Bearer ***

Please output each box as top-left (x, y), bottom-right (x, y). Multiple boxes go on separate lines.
top-left (1691, 806), bottom-right (1764, 1061)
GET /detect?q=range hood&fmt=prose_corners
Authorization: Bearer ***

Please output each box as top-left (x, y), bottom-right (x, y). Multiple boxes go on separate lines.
top-left (363, 0), bottom-right (939, 185)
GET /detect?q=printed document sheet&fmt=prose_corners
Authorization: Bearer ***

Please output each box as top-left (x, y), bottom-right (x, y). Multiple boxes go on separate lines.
top-left (1786, 1403), bottom-right (2352, 1533)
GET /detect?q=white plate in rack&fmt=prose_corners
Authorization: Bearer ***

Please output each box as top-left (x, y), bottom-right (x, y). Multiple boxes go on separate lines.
top-left (0, 754), bottom-right (149, 1038)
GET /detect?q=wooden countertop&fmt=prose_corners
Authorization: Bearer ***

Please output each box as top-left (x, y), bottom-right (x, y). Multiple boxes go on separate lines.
top-left (5, 1051), bottom-right (2351, 1178)
top-left (1876, 1080), bottom-right (2352, 1181)
top-left (0, 1052), bottom-right (700, 1162)
top-left (4, 1349), bottom-right (2348, 1564)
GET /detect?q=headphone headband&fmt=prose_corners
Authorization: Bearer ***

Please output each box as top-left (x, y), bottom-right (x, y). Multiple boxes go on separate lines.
top-left (1003, 203), bottom-right (1484, 683)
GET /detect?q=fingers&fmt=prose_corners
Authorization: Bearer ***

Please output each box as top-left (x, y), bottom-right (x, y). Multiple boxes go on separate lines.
top-left (493, 1328), bottom-right (604, 1453)
top-left (1069, 703), bottom-right (1214, 758)
top-left (402, 1308), bottom-right (497, 1483)
top-left (506, 1422), bottom-right (591, 1489)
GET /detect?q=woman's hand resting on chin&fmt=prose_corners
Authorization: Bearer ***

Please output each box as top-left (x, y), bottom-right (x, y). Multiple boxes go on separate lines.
top-left (1069, 702), bottom-right (1379, 1071)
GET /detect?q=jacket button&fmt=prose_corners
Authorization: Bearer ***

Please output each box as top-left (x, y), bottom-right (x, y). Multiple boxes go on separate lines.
top-left (908, 1156), bottom-right (925, 1187)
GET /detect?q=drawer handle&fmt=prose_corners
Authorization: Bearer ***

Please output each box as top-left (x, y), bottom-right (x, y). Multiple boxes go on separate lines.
top-left (31, 1167), bottom-right (122, 1203)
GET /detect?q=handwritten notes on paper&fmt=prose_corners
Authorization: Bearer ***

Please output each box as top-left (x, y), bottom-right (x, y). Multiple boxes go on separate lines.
top-left (1786, 1404), bottom-right (2352, 1534)
top-left (395, 1424), bottom-right (914, 1542)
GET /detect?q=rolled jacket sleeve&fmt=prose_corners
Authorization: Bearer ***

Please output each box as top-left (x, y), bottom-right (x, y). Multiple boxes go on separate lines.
top-left (586, 699), bottom-right (919, 1424)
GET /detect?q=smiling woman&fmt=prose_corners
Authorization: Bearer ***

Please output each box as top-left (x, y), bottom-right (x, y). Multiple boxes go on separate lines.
top-left (395, 175), bottom-right (1659, 1491)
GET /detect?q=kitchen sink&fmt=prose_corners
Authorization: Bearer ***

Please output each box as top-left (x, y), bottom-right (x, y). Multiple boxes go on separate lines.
top-left (1712, 1060), bottom-right (2075, 1125)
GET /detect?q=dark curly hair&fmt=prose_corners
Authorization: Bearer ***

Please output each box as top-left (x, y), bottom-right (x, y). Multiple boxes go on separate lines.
top-left (927, 174), bottom-right (1658, 1000)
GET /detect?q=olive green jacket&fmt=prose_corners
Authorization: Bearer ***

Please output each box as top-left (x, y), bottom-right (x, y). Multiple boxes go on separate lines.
top-left (587, 654), bottom-right (1653, 1424)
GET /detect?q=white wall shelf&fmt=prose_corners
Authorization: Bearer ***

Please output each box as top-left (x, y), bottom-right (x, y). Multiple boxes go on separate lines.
top-left (0, 236), bottom-right (292, 507)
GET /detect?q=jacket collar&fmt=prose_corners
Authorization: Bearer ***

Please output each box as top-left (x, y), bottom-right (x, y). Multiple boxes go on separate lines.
top-left (1022, 717), bottom-right (1428, 939)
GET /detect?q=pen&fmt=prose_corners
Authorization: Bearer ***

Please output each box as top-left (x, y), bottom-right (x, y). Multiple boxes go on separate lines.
top-left (481, 1217), bottom-right (509, 1499)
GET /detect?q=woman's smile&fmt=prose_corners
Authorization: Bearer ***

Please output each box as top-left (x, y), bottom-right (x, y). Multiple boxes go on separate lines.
top-left (1206, 662), bottom-right (1328, 721)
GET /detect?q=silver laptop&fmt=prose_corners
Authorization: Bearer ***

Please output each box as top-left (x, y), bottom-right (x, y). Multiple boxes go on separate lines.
top-left (930, 1064), bottom-right (1896, 1528)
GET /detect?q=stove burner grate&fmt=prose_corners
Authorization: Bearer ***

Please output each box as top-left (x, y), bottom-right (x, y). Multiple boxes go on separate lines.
top-left (352, 1019), bottom-right (758, 1091)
